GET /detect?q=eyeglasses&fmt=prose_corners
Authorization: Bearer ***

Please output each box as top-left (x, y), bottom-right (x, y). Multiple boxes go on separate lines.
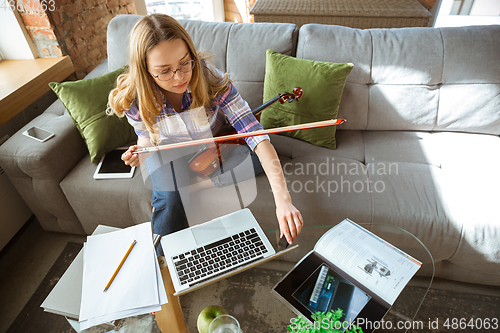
top-left (150, 60), bottom-right (195, 81)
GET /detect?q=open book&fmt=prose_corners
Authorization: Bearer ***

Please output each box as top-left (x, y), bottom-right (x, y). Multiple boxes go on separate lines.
top-left (272, 219), bottom-right (421, 332)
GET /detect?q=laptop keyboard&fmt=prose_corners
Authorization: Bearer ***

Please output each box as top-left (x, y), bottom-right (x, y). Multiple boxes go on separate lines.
top-left (172, 228), bottom-right (268, 286)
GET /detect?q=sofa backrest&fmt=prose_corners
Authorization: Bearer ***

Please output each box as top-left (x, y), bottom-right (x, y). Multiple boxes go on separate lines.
top-left (107, 14), bottom-right (298, 110)
top-left (297, 24), bottom-right (500, 135)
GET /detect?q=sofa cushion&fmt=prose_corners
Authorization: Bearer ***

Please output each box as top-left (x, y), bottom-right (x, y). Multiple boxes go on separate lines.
top-left (60, 155), bottom-right (152, 234)
top-left (364, 131), bottom-right (442, 168)
top-left (269, 131), bottom-right (365, 163)
top-left (297, 24), bottom-right (500, 136)
top-left (49, 66), bottom-right (137, 163)
top-left (297, 25), bottom-right (372, 131)
top-left (260, 49), bottom-right (353, 149)
top-left (226, 22), bottom-right (298, 110)
top-left (107, 14), bottom-right (142, 72)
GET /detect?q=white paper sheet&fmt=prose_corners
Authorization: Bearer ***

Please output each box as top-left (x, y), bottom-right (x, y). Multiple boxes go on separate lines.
top-left (79, 222), bottom-right (162, 329)
top-left (155, 250), bottom-right (168, 305)
top-left (79, 246), bottom-right (168, 330)
top-left (79, 304), bottom-right (162, 330)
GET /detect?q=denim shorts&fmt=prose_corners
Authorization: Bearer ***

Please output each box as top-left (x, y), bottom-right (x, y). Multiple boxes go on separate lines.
top-left (206, 144), bottom-right (264, 187)
top-left (144, 143), bottom-right (263, 256)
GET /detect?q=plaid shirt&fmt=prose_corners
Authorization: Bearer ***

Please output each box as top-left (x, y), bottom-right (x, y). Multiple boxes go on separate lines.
top-left (125, 72), bottom-right (269, 151)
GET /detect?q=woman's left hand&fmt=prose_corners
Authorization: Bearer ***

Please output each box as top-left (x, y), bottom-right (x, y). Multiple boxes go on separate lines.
top-left (253, 139), bottom-right (303, 244)
top-left (276, 201), bottom-right (303, 245)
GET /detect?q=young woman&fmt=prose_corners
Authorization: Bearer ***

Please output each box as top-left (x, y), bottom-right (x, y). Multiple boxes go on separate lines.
top-left (108, 14), bottom-right (302, 254)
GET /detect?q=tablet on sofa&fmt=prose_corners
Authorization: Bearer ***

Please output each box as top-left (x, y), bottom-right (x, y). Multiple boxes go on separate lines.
top-left (93, 148), bottom-right (135, 179)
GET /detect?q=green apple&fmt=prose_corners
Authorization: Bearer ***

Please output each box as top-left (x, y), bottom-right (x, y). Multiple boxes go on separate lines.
top-left (197, 305), bottom-right (228, 333)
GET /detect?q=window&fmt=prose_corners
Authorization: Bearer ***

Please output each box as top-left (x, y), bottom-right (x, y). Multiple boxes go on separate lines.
top-left (435, 0), bottom-right (500, 27)
top-left (0, 9), bottom-right (37, 59)
top-left (144, 0), bottom-right (224, 22)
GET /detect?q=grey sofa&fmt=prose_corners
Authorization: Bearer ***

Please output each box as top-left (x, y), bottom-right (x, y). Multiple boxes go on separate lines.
top-left (1, 15), bottom-right (499, 286)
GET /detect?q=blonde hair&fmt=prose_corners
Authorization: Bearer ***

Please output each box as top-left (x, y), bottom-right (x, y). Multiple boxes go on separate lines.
top-left (107, 14), bottom-right (229, 144)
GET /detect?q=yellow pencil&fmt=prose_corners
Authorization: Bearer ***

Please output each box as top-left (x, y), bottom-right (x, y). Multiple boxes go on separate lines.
top-left (104, 240), bottom-right (137, 292)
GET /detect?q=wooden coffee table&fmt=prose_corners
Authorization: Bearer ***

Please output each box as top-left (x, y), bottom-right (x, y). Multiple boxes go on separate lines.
top-left (155, 260), bottom-right (189, 333)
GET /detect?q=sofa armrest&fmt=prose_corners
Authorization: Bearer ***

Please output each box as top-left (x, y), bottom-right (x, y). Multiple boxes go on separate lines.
top-left (0, 104), bottom-right (88, 233)
top-left (1, 106), bottom-right (87, 179)
top-left (0, 58), bottom-right (113, 234)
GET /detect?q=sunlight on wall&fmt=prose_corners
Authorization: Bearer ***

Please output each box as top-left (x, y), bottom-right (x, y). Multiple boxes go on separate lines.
top-left (0, 10), bottom-right (37, 60)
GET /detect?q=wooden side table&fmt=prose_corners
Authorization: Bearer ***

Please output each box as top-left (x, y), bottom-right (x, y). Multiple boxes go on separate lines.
top-left (250, 0), bottom-right (432, 28)
top-left (0, 56), bottom-right (74, 127)
top-left (155, 258), bottom-right (189, 333)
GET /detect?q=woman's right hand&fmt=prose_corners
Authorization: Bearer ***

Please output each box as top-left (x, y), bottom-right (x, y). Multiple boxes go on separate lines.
top-left (122, 145), bottom-right (141, 167)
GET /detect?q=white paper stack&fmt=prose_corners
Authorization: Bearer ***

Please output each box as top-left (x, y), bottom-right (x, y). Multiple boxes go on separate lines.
top-left (79, 222), bottom-right (167, 330)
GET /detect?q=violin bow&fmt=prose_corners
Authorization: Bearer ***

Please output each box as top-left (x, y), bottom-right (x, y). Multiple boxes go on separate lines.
top-left (135, 118), bottom-right (346, 154)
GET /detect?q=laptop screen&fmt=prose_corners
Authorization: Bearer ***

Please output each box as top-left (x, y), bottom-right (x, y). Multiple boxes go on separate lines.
top-left (272, 251), bottom-right (390, 333)
top-left (292, 264), bottom-right (371, 331)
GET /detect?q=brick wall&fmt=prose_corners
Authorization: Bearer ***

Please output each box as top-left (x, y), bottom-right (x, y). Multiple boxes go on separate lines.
top-left (19, 0), bottom-right (137, 79)
top-left (18, 1), bottom-right (62, 58)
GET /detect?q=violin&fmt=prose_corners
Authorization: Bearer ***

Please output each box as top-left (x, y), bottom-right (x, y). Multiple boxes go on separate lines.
top-left (133, 87), bottom-right (346, 178)
top-left (187, 87), bottom-right (303, 177)
top-left (251, 87), bottom-right (303, 118)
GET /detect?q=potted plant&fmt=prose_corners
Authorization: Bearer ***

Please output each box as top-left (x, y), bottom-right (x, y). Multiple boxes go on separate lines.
top-left (287, 309), bottom-right (363, 333)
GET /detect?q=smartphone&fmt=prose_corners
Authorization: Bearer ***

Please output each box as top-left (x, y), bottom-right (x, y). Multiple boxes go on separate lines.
top-left (22, 126), bottom-right (55, 142)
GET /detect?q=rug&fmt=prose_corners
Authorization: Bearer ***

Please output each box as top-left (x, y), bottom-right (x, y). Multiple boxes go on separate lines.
top-left (384, 286), bottom-right (500, 333)
top-left (11, 243), bottom-right (499, 333)
top-left (7, 242), bottom-right (82, 333)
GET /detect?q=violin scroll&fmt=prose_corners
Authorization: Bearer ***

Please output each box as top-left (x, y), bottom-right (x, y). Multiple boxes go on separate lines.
top-left (278, 87), bottom-right (303, 104)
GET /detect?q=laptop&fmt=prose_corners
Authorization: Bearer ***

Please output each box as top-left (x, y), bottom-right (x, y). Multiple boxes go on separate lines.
top-left (160, 208), bottom-right (298, 296)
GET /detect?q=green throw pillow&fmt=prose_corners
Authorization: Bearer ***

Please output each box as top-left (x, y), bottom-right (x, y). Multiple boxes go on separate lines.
top-left (49, 66), bottom-right (137, 163)
top-left (260, 49), bottom-right (353, 149)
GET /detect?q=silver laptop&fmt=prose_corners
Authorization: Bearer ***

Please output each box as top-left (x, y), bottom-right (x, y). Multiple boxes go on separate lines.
top-left (161, 208), bottom-right (298, 296)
